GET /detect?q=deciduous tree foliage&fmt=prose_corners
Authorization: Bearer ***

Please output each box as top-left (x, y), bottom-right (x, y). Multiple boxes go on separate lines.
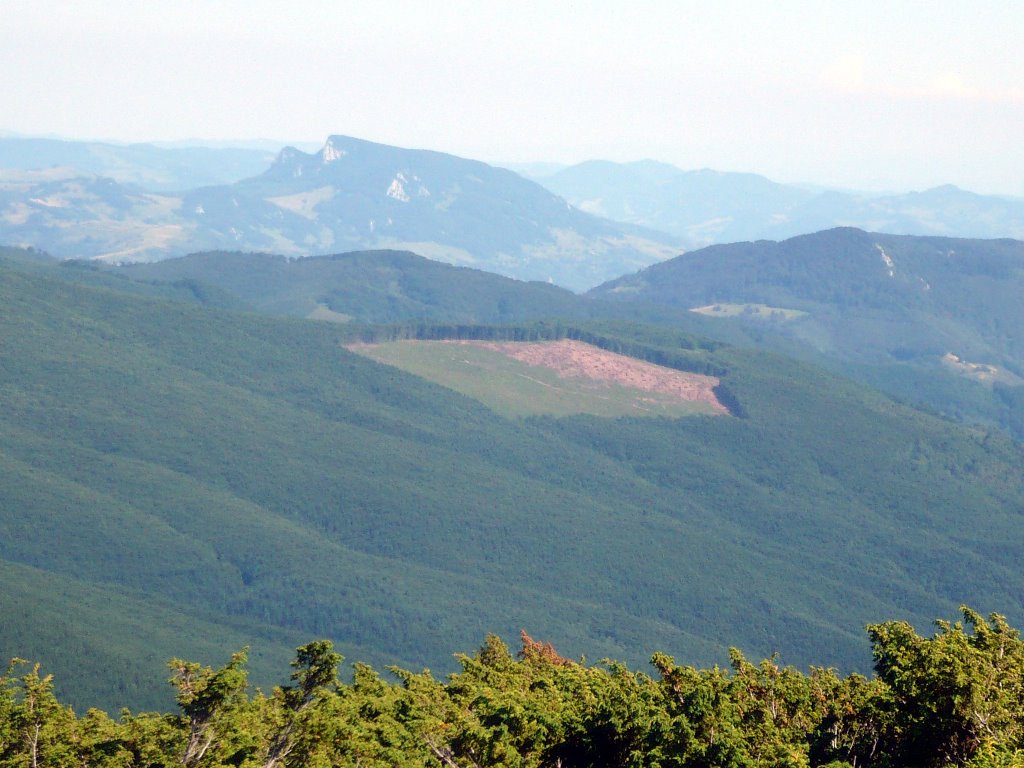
top-left (868, 608), bottom-right (1024, 767)
top-left (3, 608), bottom-right (1024, 767)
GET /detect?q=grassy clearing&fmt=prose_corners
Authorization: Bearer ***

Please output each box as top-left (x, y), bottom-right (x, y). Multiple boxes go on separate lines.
top-left (691, 303), bottom-right (807, 321)
top-left (307, 303), bottom-right (352, 323)
top-left (352, 341), bottom-right (720, 418)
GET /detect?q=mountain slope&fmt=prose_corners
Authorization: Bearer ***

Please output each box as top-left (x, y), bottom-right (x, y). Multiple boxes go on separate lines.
top-left (539, 160), bottom-right (813, 245)
top-left (107, 233), bottom-right (1024, 438)
top-left (590, 227), bottom-right (1024, 435)
top-left (3, 258), bottom-right (1024, 710)
top-left (66, 229), bottom-right (1024, 451)
top-left (590, 228), bottom-right (1024, 364)
top-left (106, 248), bottom-right (762, 337)
top-left (0, 559), bottom-right (311, 712)
top-left (114, 249), bottom-right (586, 322)
top-left (177, 135), bottom-right (680, 288)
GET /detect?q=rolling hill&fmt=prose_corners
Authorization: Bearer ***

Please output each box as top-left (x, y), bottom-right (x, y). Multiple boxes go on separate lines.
top-left (534, 160), bottom-right (812, 246)
top-left (590, 227), bottom-right (1024, 437)
top-left (112, 248), bottom-right (587, 322)
top-left (104, 231), bottom-right (1024, 440)
top-left (100, 247), bottom-right (780, 346)
top-left (0, 137), bottom-right (275, 190)
top-left (3, 254), bottom-right (1024, 713)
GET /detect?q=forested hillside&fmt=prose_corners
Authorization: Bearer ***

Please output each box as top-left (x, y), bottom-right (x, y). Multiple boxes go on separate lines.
top-left (113, 249), bottom-right (587, 322)
top-left (3, 255), bottom-right (1024, 712)
top-left (591, 228), bottom-right (1024, 367)
top-left (101, 248), bottom-right (759, 341)
top-left (106, 235), bottom-right (1024, 441)
top-left (591, 228), bottom-right (1024, 438)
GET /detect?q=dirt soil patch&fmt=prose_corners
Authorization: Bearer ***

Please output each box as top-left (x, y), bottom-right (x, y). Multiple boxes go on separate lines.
top-left (445, 339), bottom-right (728, 413)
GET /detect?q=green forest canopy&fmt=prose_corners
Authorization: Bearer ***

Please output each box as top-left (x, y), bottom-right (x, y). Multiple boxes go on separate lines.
top-left (3, 608), bottom-right (1024, 768)
top-left (2, 251), bottom-right (1024, 715)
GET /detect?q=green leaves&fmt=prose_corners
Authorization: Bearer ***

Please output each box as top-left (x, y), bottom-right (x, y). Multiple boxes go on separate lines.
top-left (0, 660), bottom-right (76, 768)
top-left (5, 610), bottom-right (1024, 767)
top-left (168, 649), bottom-right (250, 767)
top-left (869, 607), bottom-right (1024, 766)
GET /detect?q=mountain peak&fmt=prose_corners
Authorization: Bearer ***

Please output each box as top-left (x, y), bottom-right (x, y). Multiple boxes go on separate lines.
top-left (275, 145), bottom-right (303, 161)
top-left (265, 145), bottom-right (315, 180)
top-left (271, 145), bottom-right (308, 167)
top-left (321, 137), bottom-right (347, 164)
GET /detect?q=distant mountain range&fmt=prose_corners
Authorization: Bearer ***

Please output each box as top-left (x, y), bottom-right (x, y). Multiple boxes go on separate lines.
top-left (0, 137), bottom-right (274, 191)
top-left (530, 159), bottom-right (1024, 246)
top-left (5, 135), bottom-right (1024, 291)
top-left (0, 136), bottom-right (681, 290)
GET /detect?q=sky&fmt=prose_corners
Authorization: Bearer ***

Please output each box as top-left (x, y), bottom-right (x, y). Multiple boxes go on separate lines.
top-left (3, 0), bottom-right (1023, 195)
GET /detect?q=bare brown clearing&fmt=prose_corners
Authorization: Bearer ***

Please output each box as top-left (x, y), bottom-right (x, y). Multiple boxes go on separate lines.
top-left (442, 339), bottom-right (728, 414)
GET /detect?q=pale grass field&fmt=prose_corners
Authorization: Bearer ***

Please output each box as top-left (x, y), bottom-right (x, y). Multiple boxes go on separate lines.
top-left (351, 339), bottom-right (725, 419)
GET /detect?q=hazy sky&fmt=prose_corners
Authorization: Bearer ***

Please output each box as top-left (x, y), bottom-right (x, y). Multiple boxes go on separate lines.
top-left (3, 1), bottom-right (1023, 195)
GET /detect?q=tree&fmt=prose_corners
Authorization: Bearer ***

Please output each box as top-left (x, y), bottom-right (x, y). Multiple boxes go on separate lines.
top-left (868, 606), bottom-right (1024, 766)
top-left (261, 640), bottom-right (342, 768)
top-left (1, 660), bottom-right (76, 768)
top-left (168, 648), bottom-right (250, 767)
top-left (807, 667), bottom-right (894, 768)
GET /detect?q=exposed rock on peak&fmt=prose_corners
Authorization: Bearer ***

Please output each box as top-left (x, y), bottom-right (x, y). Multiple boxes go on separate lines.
top-left (321, 138), bottom-right (347, 163)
